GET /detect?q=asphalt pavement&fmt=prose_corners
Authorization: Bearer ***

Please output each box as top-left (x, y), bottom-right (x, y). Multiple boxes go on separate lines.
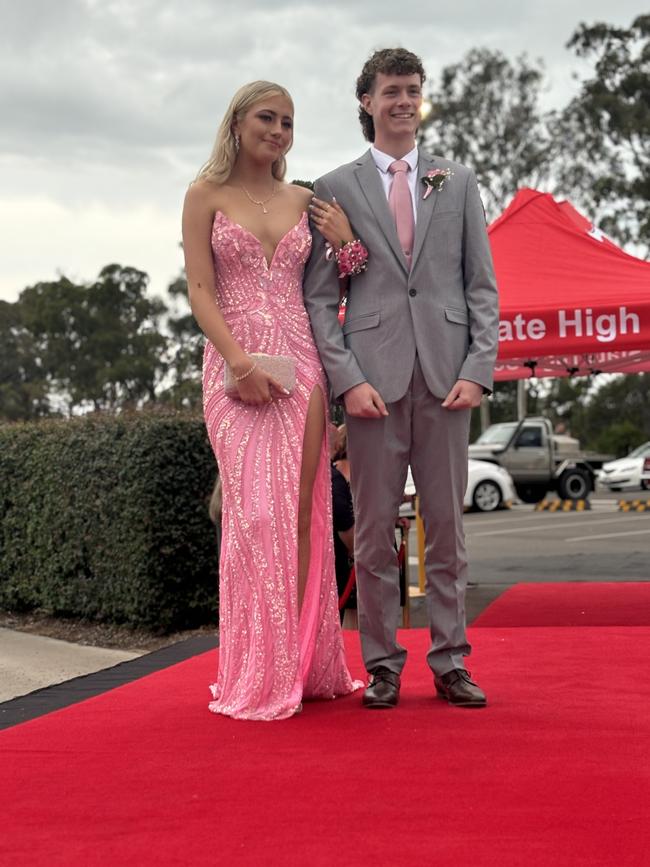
top-left (464, 491), bottom-right (649, 585)
top-left (406, 490), bottom-right (650, 627)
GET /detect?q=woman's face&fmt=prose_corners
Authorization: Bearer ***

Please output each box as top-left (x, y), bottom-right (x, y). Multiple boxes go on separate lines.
top-left (234, 94), bottom-right (294, 164)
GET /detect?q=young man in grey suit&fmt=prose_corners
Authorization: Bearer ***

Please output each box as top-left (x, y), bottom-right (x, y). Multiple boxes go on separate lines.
top-left (304, 48), bottom-right (499, 709)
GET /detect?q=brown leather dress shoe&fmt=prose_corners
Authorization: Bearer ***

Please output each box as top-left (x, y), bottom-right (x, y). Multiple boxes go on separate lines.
top-left (434, 669), bottom-right (487, 708)
top-left (362, 667), bottom-right (401, 709)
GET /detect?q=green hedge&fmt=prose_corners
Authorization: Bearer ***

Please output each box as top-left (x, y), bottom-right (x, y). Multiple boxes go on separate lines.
top-left (0, 412), bottom-right (219, 630)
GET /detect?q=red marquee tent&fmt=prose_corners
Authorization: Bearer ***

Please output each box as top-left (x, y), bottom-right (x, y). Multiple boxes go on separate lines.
top-left (489, 189), bottom-right (650, 381)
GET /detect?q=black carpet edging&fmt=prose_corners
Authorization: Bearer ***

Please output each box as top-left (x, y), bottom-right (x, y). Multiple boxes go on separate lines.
top-left (0, 635), bottom-right (218, 732)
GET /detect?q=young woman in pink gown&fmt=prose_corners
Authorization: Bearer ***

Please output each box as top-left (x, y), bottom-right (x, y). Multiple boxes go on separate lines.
top-left (182, 81), bottom-right (363, 720)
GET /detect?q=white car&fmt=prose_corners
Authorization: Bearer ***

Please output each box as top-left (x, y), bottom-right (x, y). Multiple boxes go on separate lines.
top-left (597, 442), bottom-right (650, 492)
top-left (641, 458), bottom-right (650, 490)
top-left (405, 460), bottom-right (518, 512)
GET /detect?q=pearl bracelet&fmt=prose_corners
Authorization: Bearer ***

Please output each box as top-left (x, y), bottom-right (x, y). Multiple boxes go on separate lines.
top-left (233, 361), bottom-right (258, 382)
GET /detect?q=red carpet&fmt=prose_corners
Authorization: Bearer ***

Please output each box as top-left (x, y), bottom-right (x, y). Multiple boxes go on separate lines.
top-left (473, 581), bottom-right (650, 627)
top-left (3, 626), bottom-right (650, 866)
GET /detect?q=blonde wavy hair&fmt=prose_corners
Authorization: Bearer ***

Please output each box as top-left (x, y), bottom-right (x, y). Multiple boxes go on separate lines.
top-left (196, 81), bottom-right (294, 186)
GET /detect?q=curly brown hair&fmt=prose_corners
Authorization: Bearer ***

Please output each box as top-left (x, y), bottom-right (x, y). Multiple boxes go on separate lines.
top-left (355, 48), bottom-right (426, 142)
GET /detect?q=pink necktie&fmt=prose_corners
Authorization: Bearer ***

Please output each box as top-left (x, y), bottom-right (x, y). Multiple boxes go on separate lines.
top-left (388, 160), bottom-right (414, 266)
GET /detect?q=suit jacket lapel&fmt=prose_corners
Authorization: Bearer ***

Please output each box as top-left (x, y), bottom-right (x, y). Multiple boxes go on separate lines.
top-left (354, 151), bottom-right (409, 274)
top-left (411, 149), bottom-right (441, 271)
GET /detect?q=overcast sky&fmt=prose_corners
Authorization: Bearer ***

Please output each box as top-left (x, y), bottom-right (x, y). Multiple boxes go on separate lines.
top-left (0, 0), bottom-right (643, 305)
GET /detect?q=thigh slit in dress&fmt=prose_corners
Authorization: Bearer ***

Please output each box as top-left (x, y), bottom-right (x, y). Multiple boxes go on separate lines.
top-left (203, 211), bottom-right (361, 720)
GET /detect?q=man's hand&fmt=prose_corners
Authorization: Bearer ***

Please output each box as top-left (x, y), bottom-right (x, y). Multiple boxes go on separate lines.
top-left (343, 382), bottom-right (389, 418)
top-left (442, 379), bottom-right (483, 410)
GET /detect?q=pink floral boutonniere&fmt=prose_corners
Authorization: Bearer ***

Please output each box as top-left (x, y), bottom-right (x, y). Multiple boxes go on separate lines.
top-left (422, 167), bottom-right (454, 199)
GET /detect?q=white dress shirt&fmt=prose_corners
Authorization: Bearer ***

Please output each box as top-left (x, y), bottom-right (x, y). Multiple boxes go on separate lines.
top-left (370, 144), bottom-right (419, 224)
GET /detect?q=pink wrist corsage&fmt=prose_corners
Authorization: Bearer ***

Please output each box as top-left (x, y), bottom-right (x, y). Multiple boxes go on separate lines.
top-left (326, 239), bottom-right (369, 279)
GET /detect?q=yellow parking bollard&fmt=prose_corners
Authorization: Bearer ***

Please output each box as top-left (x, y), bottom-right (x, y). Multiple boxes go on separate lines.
top-left (415, 496), bottom-right (426, 594)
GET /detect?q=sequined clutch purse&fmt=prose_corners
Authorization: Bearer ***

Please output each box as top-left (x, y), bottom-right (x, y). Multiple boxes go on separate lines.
top-left (224, 353), bottom-right (296, 399)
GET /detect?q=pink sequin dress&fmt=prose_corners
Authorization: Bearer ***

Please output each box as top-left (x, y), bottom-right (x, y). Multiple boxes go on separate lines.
top-left (203, 211), bottom-right (362, 720)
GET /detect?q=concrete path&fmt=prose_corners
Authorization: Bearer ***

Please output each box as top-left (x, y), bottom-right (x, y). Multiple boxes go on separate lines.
top-left (0, 628), bottom-right (142, 702)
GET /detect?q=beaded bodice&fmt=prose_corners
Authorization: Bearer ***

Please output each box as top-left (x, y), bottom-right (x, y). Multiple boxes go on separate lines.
top-left (211, 211), bottom-right (312, 325)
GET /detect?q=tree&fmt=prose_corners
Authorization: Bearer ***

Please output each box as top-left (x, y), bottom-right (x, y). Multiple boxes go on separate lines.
top-left (539, 376), bottom-right (592, 434)
top-left (159, 273), bottom-right (203, 410)
top-left (556, 15), bottom-right (650, 255)
top-left (570, 373), bottom-right (650, 453)
top-left (0, 300), bottom-right (50, 421)
top-left (593, 419), bottom-right (646, 456)
top-left (18, 266), bottom-right (168, 414)
top-left (419, 48), bottom-right (556, 220)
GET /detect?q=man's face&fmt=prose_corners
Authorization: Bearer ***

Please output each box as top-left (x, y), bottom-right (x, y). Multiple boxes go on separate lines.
top-left (361, 72), bottom-right (423, 141)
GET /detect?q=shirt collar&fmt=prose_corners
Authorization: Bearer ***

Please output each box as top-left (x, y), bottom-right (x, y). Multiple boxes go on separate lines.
top-left (370, 144), bottom-right (419, 174)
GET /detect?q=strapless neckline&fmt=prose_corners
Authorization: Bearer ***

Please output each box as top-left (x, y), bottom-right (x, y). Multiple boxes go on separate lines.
top-left (213, 210), bottom-right (308, 271)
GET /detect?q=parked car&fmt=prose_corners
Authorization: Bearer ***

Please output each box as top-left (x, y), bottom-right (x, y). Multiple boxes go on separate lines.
top-left (405, 460), bottom-right (518, 512)
top-left (468, 417), bottom-right (612, 502)
top-left (641, 457), bottom-right (650, 491)
top-left (597, 442), bottom-right (650, 492)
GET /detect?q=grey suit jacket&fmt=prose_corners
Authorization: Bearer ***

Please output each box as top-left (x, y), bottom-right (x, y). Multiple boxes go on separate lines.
top-left (302, 148), bottom-right (499, 404)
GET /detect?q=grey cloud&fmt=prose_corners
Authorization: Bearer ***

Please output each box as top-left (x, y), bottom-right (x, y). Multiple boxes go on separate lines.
top-left (0, 0), bottom-right (644, 301)
top-left (1, 0), bottom-right (642, 167)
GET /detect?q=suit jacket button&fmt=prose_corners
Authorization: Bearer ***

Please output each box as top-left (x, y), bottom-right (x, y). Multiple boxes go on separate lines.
top-left (409, 288), bottom-right (417, 297)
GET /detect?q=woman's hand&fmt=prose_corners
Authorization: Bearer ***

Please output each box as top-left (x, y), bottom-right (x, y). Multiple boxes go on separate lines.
top-left (232, 359), bottom-right (287, 406)
top-left (309, 197), bottom-right (354, 250)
